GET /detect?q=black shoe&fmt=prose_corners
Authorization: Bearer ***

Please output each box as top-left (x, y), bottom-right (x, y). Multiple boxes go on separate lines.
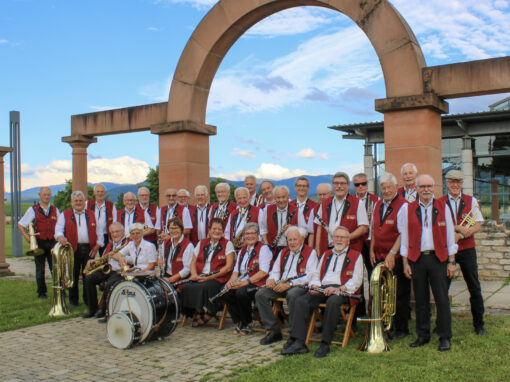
top-left (438, 338), bottom-right (451, 352)
top-left (38, 294), bottom-right (47, 299)
top-left (282, 337), bottom-right (295, 350)
top-left (432, 326), bottom-right (439, 335)
top-left (69, 301), bottom-right (79, 308)
top-left (260, 331), bottom-right (282, 345)
top-left (82, 311), bottom-right (96, 319)
top-left (475, 327), bottom-right (487, 335)
top-left (281, 340), bottom-right (309, 356)
top-left (314, 343), bottom-right (330, 358)
top-left (98, 316), bottom-right (107, 323)
top-left (392, 331), bottom-right (409, 339)
top-left (410, 337), bottom-right (430, 348)
top-left (95, 309), bottom-right (105, 318)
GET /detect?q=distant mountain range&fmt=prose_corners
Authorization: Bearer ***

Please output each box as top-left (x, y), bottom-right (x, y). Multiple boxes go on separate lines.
top-left (6, 175), bottom-right (339, 203)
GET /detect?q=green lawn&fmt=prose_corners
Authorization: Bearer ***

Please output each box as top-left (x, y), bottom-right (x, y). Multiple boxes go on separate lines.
top-left (227, 313), bottom-right (510, 382)
top-left (0, 279), bottom-right (87, 332)
top-left (4, 224), bottom-right (30, 258)
top-left (4, 202), bottom-right (33, 217)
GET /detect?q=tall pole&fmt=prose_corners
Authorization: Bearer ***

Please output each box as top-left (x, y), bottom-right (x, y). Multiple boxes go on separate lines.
top-left (10, 111), bottom-right (22, 257)
top-left (0, 147), bottom-right (14, 274)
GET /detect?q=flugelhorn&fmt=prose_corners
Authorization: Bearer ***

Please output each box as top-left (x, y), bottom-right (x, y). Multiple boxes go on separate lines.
top-left (459, 200), bottom-right (479, 228)
top-left (49, 242), bottom-right (74, 316)
top-left (26, 222), bottom-right (44, 256)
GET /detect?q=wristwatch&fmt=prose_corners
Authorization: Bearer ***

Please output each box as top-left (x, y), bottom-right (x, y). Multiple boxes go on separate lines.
top-left (448, 261), bottom-right (456, 266)
top-left (389, 249), bottom-right (397, 255)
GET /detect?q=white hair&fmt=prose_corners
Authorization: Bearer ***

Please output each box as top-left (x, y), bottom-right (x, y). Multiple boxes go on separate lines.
top-left (334, 226), bottom-right (351, 236)
top-left (332, 172), bottom-right (350, 185)
top-left (71, 190), bottom-right (85, 200)
top-left (123, 192), bottom-right (136, 200)
top-left (286, 225), bottom-right (307, 239)
top-left (352, 173), bottom-right (368, 182)
top-left (109, 221), bottom-right (124, 232)
top-left (316, 183), bottom-right (332, 193)
top-left (93, 183), bottom-right (106, 192)
top-left (400, 163), bottom-right (418, 176)
top-left (415, 174), bottom-right (435, 187)
top-left (379, 173), bottom-right (397, 186)
top-left (194, 185), bottom-right (209, 196)
top-left (273, 185), bottom-right (290, 197)
top-left (129, 223), bottom-right (145, 233)
top-left (137, 186), bottom-right (150, 194)
top-left (177, 188), bottom-right (190, 197)
top-left (244, 175), bottom-right (257, 183)
top-left (234, 187), bottom-right (250, 198)
top-left (243, 222), bottom-right (260, 235)
top-left (215, 182), bottom-right (230, 193)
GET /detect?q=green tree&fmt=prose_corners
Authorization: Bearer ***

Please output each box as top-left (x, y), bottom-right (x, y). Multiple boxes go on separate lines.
top-left (116, 192), bottom-right (125, 210)
top-left (143, 166), bottom-right (159, 204)
top-left (210, 178), bottom-right (237, 204)
top-left (53, 180), bottom-right (93, 211)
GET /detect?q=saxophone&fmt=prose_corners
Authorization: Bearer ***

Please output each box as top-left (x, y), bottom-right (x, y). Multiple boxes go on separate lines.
top-left (232, 208), bottom-right (248, 249)
top-left (272, 210), bottom-right (296, 248)
top-left (83, 236), bottom-right (130, 277)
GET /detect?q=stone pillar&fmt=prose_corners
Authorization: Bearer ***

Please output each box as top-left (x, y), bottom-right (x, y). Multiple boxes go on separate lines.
top-left (375, 94), bottom-right (449, 197)
top-left (0, 146), bottom-right (14, 275)
top-left (61, 135), bottom-right (97, 194)
top-left (151, 121), bottom-right (217, 205)
top-left (364, 143), bottom-right (376, 194)
top-left (461, 136), bottom-right (474, 196)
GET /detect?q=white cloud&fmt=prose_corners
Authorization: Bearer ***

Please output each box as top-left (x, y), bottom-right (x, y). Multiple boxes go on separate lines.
top-left (215, 163), bottom-right (315, 181)
top-left (295, 148), bottom-right (328, 160)
top-left (157, 0), bottom-right (216, 10)
top-left (231, 148), bottom-right (256, 158)
top-left (89, 105), bottom-right (120, 111)
top-left (140, 76), bottom-right (171, 102)
top-left (147, 26), bottom-right (161, 31)
top-left (0, 39), bottom-right (8, 44)
top-left (14, 156), bottom-right (150, 191)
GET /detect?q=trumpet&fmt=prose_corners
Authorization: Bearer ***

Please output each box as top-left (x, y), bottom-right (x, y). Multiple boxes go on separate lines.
top-left (306, 285), bottom-right (362, 300)
top-left (27, 222), bottom-right (44, 256)
top-left (272, 210), bottom-right (296, 248)
top-left (209, 264), bottom-right (258, 303)
top-left (83, 236), bottom-right (130, 277)
top-left (172, 270), bottom-right (220, 286)
top-left (459, 200), bottom-right (479, 228)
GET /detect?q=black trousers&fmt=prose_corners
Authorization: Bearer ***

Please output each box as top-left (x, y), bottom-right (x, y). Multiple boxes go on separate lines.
top-left (383, 257), bottom-right (412, 333)
top-left (34, 239), bottom-right (54, 296)
top-left (84, 270), bottom-right (117, 314)
top-left (98, 234), bottom-right (109, 257)
top-left (447, 247), bottom-right (484, 329)
top-left (356, 242), bottom-right (373, 318)
top-left (69, 243), bottom-right (91, 305)
top-left (223, 285), bottom-right (259, 327)
top-left (410, 254), bottom-right (451, 340)
top-left (290, 288), bottom-right (349, 344)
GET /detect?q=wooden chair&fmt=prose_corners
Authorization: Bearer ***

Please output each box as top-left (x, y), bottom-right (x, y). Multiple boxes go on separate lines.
top-left (272, 298), bottom-right (289, 328)
top-left (305, 303), bottom-right (356, 348)
top-left (181, 303), bottom-right (229, 330)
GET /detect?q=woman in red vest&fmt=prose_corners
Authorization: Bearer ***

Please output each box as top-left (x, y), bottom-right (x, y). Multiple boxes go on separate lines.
top-left (221, 222), bottom-right (272, 335)
top-left (182, 218), bottom-right (235, 326)
top-left (162, 218), bottom-right (194, 284)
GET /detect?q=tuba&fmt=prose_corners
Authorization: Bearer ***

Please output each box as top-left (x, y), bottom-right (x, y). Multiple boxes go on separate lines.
top-left (49, 242), bottom-right (74, 317)
top-left (358, 262), bottom-right (396, 353)
top-left (27, 222), bottom-right (44, 256)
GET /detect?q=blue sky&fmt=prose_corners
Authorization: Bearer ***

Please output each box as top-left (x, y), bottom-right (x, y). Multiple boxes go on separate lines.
top-left (1, 0), bottom-right (509, 191)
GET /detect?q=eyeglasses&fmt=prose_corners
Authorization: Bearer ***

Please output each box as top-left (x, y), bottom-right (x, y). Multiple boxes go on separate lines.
top-left (166, 194), bottom-right (177, 197)
top-left (354, 182), bottom-right (368, 187)
top-left (333, 181), bottom-right (348, 186)
top-left (418, 185), bottom-right (434, 189)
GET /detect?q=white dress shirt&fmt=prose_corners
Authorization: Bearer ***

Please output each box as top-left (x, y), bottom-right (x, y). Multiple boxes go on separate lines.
top-left (164, 204), bottom-right (193, 231)
top-left (54, 209), bottom-right (104, 246)
top-left (166, 235), bottom-right (194, 278)
top-left (269, 245), bottom-right (319, 286)
top-left (108, 239), bottom-right (126, 271)
top-left (315, 196), bottom-right (369, 247)
top-left (446, 194), bottom-right (483, 223)
top-left (403, 187), bottom-right (417, 202)
top-left (139, 203), bottom-right (161, 230)
top-left (224, 207), bottom-right (264, 241)
top-left (118, 207), bottom-right (154, 236)
top-left (19, 204), bottom-right (60, 227)
top-left (399, 199), bottom-right (458, 257)
top-left (92, 201), bottom-right (117, 235)
top-left (195, 204), bottom-right (209, 241)
top-left (260, 205), bottom-right (291, 247)
top-left (295, 198), bottom-right (315, 234)
top-left (310, 247), bottom-right (364, 294)
top-left (119, 239), bottom-right (157, 269)
top-left (234, 244), bottom-right (272, 280)
top-left (194, 240), bottom-right (235, 274)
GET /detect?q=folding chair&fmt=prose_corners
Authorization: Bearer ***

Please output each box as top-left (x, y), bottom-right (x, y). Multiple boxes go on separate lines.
top-left (305, 303), bottom-right (356, 348)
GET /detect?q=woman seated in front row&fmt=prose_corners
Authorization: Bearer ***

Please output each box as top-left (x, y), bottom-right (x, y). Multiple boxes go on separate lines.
top-left (181, 217), bottom-right (235, 326)
top-left (162, 217), bottom-right (194, 284)
top-left (222, 222), bottom-right (272, 335)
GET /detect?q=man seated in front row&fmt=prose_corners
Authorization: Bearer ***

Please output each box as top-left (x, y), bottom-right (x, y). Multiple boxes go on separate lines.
top-left (282, 226), bottom-right (363, 358)
top-left (82, 222), bottom-right (128, 319)
top-left (256, 226), bottom-right (318, 346)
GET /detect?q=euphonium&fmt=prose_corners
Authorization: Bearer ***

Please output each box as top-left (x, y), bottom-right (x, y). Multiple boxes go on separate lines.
top-left (49, 242), bottom-right (74, 317)
top-left (27, 222), bottom-right (44, 256)
top-left (358, 262), bottom-right (397, 353)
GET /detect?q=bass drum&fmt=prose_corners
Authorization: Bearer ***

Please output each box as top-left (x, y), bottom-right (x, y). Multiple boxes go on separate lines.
top-left (107, 311), bottom-right (142, 349)
top-left (107, 277), bottom-right (180, 344)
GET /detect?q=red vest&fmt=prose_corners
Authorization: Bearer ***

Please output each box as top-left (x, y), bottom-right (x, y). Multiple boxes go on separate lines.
top-left (189, 204), bottom-right (210, 245)
top-left (236, 242), bottom-right (270, 287)
top-left (210, 200), bottom-right (237, 221)
top-left (164, 236), bottom-right (192, 276)
top-left (278, 244), bottom-right (314, 278)
top-left (117, 206), bottom-right (146, 227)
top-left (140, 203), bottom-right (158, 243)
top-left (407, 199), bottom-right (449, 262)
top-left (195, 237), bottom-right (232, 283)
top-left (228, 205), bottom-right (260, 241)
top-left (87, 199), bottom-right (114, 238)
top-left (63, 209), bottom-right (98, 252)
top-left (372, 195), bottom-right (406, 261)
top-left (160, 204), bottom-right (186, 232)
top-left (290, 198), bottom-right (319, 222)
top-left (438, 194), bottom-right (476, 251)
top-left (265, 204), bottom-right (299, 246)
top-left (319, 248), bottom-right (362, 306)
top-left (103, 236), bottom-right (129, 257)
top-left (318, 195), bottom-right (363, 255)
top-left (33, 204), bottom-right (58, 240)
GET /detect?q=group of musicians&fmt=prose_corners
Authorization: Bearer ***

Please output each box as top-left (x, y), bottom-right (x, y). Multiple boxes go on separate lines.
top-left (18, 165), bottom-right (486, 357)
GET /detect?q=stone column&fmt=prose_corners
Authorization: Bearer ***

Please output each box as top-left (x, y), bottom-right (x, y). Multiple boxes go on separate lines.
top-left (151, 121), bottom-right (217, 205)
top-left (376, 94), bottom-right (449, 197)
top-left (61, 135), bottom-right (97, 194)
top-left (461, 136), bottom-right (474, 196)
top-left (0, 146), bottom-right (14, 275)
top-left (364, 143), bottom-right (375, 194)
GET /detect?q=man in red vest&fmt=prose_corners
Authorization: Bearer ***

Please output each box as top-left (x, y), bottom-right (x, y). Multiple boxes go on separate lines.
top-left (245, 175), bottom-right (263, 206)
top-left (398, 163), bottom-right (418, 202)
top-left (282, 226), bottom-right (363, 358)
top-left (160, 188), bottom-right (192, 239)
top-left (209, 182), bottom-right (237, 221)
top-left (137, 186), bottom-right (160, 246)
top-left (439, 170), bottom-right (486, 335)
top-left (314, 172), bottom-right (369, 257)
top-left (369, 173), bottom-right (410, 339)
top-left (87, 184), bottom-right (116, 256)
top-left (290, 176), bottom-right (318, 247)
top-left (258, 180), bottom-right (275, 210)
top-left (316, 183), bottom-right (332, 203)
top-left (400, 174), bottom-right (458, 351)
top-left (117, 192), bottom-right (155, 238)
top-left (18, 187), bottom-right (59, 298)
top-left (225, 187), bottom-right (262, 249)
top-left (55, 191), bottom-right (103, 307)
top-left (189, 185), bottom-right (211, 245)
top-left (177, 188), bottom-right (191, 207)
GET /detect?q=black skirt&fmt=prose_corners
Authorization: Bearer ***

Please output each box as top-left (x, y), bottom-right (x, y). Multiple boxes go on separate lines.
top-left (182, 279), bottom-right (223, 316)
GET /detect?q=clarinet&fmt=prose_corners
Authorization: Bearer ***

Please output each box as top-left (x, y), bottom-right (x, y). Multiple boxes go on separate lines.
top-left (307, 285), bottom-right (362, 300)
top-left (157, 234), bottom-right (165, 278)
top-left (209, 264), bottom-right (258, 303)
top-left (315, 212), bottom-right (332, 234)
top-left (274, 273), bottom-right (307, 286)
top-left (271, 210), bottom-right (296, 248)
top-left (172, 270), bottom-right (219, 286)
